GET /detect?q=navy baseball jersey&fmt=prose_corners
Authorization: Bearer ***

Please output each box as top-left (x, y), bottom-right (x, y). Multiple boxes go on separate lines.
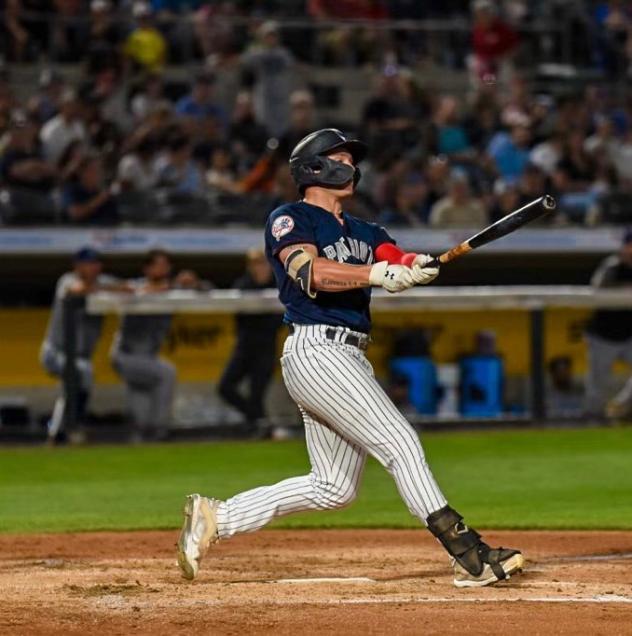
top-left (264, 201), bottom-right (394, 333)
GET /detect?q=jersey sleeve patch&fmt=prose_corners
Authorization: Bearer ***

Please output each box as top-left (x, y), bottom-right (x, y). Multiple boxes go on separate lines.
top-left (271, 215), bottom-right (295, 241)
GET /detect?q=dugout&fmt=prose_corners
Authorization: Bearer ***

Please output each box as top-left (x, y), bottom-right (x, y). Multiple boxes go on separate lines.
top-left (0, 226), bottom-right (630, 440)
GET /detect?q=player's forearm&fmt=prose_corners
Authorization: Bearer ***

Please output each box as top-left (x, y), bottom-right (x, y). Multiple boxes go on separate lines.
top-left (99, 281), bottom-right (135, 293)
top-left (68, 191), bottom-right (110, 220)
top-left (10, 161), bottom-right (54, 181)
top-left (312, 258), bottom-right (372, 291)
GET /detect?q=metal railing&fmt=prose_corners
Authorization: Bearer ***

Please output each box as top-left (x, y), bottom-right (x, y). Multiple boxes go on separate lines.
top-left (1, 10), bottom-right (581, 70)
top-left (78, 285), bottom-right (632, 426)
top-left (87, 286), bottom-right (632, 315)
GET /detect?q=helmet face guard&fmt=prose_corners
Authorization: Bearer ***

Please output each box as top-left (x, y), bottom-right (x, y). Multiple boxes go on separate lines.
top-left (290, 155), bottom-right (361, 193)
top-left (289, 128), bottom-right (367, 194)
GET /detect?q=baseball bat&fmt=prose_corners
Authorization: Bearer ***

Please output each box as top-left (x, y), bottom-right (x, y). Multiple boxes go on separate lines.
top-left (426, 195), bottom-right (556, 268)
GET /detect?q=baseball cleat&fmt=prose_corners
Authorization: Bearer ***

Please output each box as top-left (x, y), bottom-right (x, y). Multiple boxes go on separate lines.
top-left (452, 546), bottom-right (524, 588)
top-left (176, 494), bottom-right (220, 580)
top-left (47, 396), bottom-right (66, 440)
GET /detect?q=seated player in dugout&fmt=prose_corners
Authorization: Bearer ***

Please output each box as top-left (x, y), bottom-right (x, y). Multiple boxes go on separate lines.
top-left (40, 247), bottom-right (131, 443)
top-left (218, 248), bottom-right (281, 437)
top-left (110, 249), bottom-right (209, 442)
top-left (177, 128), bottom-right (524, 588)
top-left (585, 229), bottom-right (632, 420)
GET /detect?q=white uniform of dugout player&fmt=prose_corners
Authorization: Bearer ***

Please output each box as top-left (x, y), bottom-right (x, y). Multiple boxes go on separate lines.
top-left (40, 247), bottom-right (119, 441)
top-left (177, 129), bottom-right (524, 588)
top-left (110, 250), bottom-right (177, 441)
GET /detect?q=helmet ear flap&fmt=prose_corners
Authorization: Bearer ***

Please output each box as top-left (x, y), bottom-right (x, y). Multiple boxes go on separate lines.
top-left (307, 155), bottom-right (326, 174)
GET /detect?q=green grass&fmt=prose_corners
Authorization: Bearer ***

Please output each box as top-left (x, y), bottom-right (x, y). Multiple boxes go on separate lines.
top-left (1, 427), bottom-right (631, 533)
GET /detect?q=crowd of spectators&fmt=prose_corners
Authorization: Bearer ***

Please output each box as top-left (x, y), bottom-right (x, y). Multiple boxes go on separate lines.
top-left (3, 0), bottom-right (632, 72)
top-left (0, 1), bottom-right (632, 228)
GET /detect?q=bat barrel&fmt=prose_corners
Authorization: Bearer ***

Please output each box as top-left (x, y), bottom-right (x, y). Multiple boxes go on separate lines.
top-left (425, 194), bottom-right (556, 269)
top-left (543, 194), bottom-right (556, 210)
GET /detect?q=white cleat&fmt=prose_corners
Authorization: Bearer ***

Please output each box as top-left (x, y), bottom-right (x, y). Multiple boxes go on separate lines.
top-left (453, 551), bottom-right (525, 588)
top-left (47, 397), bottom-right (66, 440)
top-left (176, 494), bottom-right (221, 580)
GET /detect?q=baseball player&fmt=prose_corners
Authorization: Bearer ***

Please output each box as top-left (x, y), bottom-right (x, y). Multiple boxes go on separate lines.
top-left (40, 247), bottom-right (124, 442)
top-left (110, 249), bottom-right (176, 442)
top-left (218, 248), bottom-right (281, 436)
top-left (177, 129), bottom-right (524, 588)
top-left (111, 249), bottom-right (208, 441)
top-left (585, 229), bottom-right (632, 419)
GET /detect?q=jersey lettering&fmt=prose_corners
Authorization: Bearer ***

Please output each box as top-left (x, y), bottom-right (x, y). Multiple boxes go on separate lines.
top-left (264, 201), bottom-right (395, 333)
top-left (323, 237), bottom-right (374, 264)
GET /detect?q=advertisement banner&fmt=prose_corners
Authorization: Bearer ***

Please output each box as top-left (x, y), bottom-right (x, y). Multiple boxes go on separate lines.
top-left (0, 308), bottom-right (599, 388)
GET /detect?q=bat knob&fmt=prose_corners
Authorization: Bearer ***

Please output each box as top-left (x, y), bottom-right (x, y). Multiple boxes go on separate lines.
top-left (542, 195), bottom-right (556, 210)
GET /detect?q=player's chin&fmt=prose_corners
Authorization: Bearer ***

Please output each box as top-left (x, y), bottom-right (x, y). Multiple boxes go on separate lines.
top-left (336, 182), bottom-right (355, 198)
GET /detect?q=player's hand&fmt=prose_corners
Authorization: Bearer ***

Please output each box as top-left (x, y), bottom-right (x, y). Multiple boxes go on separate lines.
top-left (67, 280), bottom-right (89, 295)
top-left (174, 269), bottom-right (200, 289)
top-left (410, 254), bottom-right (439, 286)
top-left (138, 280), bottom-right (170, 294)
top-left (369, 261), bottom-right (416, 293)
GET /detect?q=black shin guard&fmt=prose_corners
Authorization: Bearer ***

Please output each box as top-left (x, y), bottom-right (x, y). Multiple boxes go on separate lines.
top-left (426, 505), bottom-right (507, 579)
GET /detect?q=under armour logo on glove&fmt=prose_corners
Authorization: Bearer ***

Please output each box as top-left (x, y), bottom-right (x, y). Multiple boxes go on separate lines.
top-left (369, 262), bottom-right (416, 293)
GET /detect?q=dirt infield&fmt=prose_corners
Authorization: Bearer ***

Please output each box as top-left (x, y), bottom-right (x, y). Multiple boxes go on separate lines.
top-left (1, 530), bottom-right (631, 635)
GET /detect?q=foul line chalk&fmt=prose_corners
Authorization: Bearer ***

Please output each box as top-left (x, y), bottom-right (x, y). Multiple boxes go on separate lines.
top-left (336, 595), bottom-right (632, 605)
top-left (274, 577), bottom-right (376, 584)
top-left (106, 594), bottom-right (632, 611)
top-left (551, 552), bottom-right (632, 563)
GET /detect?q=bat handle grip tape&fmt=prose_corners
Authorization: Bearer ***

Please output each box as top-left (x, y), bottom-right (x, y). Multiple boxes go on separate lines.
top-left (427, 243), bottom-right (470, 268)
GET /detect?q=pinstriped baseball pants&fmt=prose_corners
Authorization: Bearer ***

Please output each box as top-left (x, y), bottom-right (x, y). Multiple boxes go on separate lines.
top-left (215, 324), bottom-right (447, 539)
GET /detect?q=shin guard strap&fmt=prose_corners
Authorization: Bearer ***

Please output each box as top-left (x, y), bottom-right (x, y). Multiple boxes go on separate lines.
top-left (426, 505), bottom-right (484, 576)
top-left (482, 547), bottom-right (508, 580)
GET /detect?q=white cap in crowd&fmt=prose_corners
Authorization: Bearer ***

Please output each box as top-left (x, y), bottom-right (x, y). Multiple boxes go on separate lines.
top-left (132, 1), bottom-right (152, 18)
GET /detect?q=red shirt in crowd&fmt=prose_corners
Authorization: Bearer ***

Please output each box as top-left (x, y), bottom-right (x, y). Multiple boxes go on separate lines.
top-left (472, 17), bottom-right (519, 62)
top-left (307, 0), bottom-right (388, 20)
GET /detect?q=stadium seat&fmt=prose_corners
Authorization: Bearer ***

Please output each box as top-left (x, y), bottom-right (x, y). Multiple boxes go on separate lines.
top-left (602, 193), bottom-right (632, 225)
top-left (0, 188), bottom-right (59, 225)
top-left (117, 191), bottom-right (162, 225)
top-left (458, 355), bottom-right (504, 418)
top-left (391, 357), bottom-right (439, 415)
top-left (159, 192), bottom-right (215, 224)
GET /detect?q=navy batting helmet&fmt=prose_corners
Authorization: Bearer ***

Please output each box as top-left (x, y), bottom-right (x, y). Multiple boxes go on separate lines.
top-left (289, 128), bottom-right (367, 193)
